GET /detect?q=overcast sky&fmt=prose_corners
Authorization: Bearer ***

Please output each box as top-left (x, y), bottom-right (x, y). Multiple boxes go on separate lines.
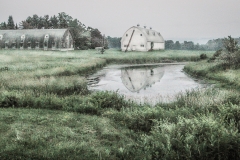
top-left (0, 0), bottom-right (240, 44)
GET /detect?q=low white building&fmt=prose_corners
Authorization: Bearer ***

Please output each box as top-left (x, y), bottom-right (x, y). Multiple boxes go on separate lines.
top-left (121, 25), bottom-right (165, 52)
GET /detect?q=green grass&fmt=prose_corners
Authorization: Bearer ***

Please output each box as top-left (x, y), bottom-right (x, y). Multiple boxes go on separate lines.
top-left (184, 60), bottom-right (240, 90)
top-left (1, 49), bottom-right (240, 159)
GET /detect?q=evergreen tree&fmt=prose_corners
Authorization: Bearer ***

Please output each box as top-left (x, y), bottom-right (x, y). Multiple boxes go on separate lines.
top-left (15, 23), bottom-right (18, 29)
top-left (43, 15), bottom-right (50, 29)
top-left (49, 15), bottom-right (59, 28)
top-left (174, 41), bottom-right (181, 50)
top-left (32, 14), bottom-right (39, 28)
top-left (38, 16), bottom-right (45, 29)
top-left (7, 16), bottom-right (15, 29)
top-left (0, 22), bottom-right (6, 30)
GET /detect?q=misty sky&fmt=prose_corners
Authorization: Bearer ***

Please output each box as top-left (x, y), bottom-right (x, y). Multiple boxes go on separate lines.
top-left (0, 0), bottom-right (240, 44)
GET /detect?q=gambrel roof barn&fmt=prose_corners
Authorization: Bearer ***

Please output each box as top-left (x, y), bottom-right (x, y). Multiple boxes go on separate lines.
top-left (121, 65), bottom-right (165, 92)
top-left (121, 25), bottom-right (165, 52)
top-left (0, 29), bottom-right (74, 51)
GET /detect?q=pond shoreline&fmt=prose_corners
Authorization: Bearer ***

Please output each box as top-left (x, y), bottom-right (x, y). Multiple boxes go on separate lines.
top-left (87, 63), bottom-right (208, 104)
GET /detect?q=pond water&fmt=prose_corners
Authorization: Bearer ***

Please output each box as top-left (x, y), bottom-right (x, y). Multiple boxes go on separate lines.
top-left (87, 63), bottom-right (207, 104)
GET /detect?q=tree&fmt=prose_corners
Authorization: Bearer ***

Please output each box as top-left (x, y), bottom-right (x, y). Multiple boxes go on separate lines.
top-left (90, 29), bottom-right (103, 49)
top-left (174, 41), bottom-right (181, 50)
top-left (7, 16), bottom-right (15, 29)
top-left (58, 12), bottom-right (72, 28)
top-left (0, 22), bottom-right (7, 30)
top-left (165, 40), bottom-right (174, 49)
top-left (49, 15), bottom-right (59, 28)
top-left (43, 15), bottom-right (50, 29)
top-left (107, 36), bottom-right (121, 48)
top-left (221, 36), bottom-right (239, 68)
top-left (223, 36), bottom-right (239, 53)
top-left (19, 21), bottom-right (33, 29)
top-left (32, 14), bottom-right (39, 28)
top-left (38, 16), bottom-right (45, 29)
top-left (15, 23), bottom-right (18, 29)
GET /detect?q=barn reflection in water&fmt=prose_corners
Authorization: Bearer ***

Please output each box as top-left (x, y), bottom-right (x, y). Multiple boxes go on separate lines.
top-left (121, 65), bottom-right (165, 92)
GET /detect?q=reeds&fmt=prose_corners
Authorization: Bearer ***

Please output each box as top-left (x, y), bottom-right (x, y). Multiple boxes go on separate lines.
top-left (1, 49), bottom-right (239, 159)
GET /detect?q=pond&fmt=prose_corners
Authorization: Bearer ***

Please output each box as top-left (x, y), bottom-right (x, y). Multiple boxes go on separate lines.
top-left (87, 63), bottom-right (207, 105)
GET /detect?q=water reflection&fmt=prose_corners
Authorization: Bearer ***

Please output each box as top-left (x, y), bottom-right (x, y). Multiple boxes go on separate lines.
top-left (87, 64), bottom-right (204, 104)
top-left (121, 65), bottom-right (165, 92)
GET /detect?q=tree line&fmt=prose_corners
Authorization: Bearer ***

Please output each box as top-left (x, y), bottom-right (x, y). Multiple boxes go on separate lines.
top-left (165, 38), bottom-right (240, 51)
top-left (0, 13), bottom-right (108, 50)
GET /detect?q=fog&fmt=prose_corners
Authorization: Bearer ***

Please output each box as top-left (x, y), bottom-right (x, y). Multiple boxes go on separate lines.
top-left (0, 0), bottom-right (240, 43)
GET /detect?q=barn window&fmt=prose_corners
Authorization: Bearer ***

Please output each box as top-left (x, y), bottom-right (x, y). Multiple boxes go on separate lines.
top-left (124, 45), bottom-right (127, 47)
top-left (20, 42), bottom-right (23, 48)
top-left (140, 44), bottom-right (144, 47)
top-left (35, 42), bottom-right (39, 48)
top-left (12, 42), bottom-right (16, 48)
top-left (140, 34), bottom-right (142, 36)
top-left (44, 41), bottom-right (48, 47)
top-left (126, 34), bottom-right (128, 37)
top-left (52, 41), bottom-right (55, 48)
top-left (158, 33), bottom-right (161, 36)
top-left (153, 32), bottom-right (155, 36)
top-left (28, 42), bottom-right (31, 48)
top-left (5, 42), bottom-right (9, 48)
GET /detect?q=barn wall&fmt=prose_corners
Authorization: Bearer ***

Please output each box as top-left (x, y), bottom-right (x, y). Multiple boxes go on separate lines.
top-left (121, 28), bottom-right (147, 51)
top-left (153, 42), bottom-right (165, 50)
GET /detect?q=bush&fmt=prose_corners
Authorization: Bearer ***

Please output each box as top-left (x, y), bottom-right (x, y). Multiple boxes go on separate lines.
top-left (89, 91), bottom-right (130, 111)
top-left (200, 53), bottom-right (207, 59)
top-left (140, 116), bottom-right (240, 159)
top-left (220, 36), bottom-right (239, 68)
top-left (208, 49), bottom-right (222, 62)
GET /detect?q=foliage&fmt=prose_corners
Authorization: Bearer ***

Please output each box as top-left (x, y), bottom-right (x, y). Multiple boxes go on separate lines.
top-left (166, 37), bottom-right (240, 51)
top-left (107, 36), bottom-right (121, 48)
top-left (7, 16), bottom-right (15, 29)
top-left (223, 36), bottom-right (239, 53)
top-left (220, 36), bottom-right (240, 68)
top-left (165, 40), bottom-right (206, 50)
top-left (210, 49), bottom-right (222, 61)
top-left (90, 91), bottom-right (130, 111)
top-left (200, 53), bottom-right (207, 59)
top-left (1, 50), bottom-right (240, 159)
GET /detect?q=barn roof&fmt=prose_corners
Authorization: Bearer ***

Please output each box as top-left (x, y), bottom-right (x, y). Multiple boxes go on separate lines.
top-left (127, 26), bottom-right (164, 43)
top-left (0, 29), bottom-right (69, 40)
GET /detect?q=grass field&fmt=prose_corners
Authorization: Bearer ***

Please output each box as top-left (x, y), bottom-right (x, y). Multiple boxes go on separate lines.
top-left (1, 49), bottom-right (240, 159)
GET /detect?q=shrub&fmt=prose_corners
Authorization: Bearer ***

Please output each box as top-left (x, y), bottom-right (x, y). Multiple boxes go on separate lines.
top-left (140, 116), bottom-right (240, 160)
top-left (89, 91), bottom-right (130, 111)
top-left (200, 53), bottom-right (207, 59)
top-left (220, 36), bottom-right (239, 68)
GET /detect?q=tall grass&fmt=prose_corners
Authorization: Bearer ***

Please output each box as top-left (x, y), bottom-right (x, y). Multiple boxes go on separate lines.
top-left (1, 49), bottom-right (239, 159)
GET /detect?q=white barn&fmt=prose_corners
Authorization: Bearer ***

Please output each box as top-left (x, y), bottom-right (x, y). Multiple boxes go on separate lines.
top-left (121, 25), bottom-right (165, 52)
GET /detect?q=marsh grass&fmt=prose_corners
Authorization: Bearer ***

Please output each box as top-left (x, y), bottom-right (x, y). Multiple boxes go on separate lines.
top-left (184, 60), bottom-right (240, 90)
top-left (1, 49), bottom-right (240, 159)
top-left (0, 108), bottom-right (138, 159)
